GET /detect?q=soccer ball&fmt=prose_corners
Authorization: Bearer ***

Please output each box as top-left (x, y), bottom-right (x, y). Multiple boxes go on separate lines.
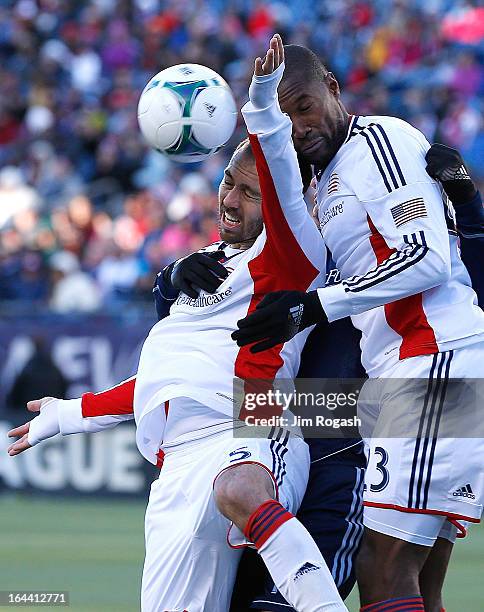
top-left (137, 64), bottom-right (238, 163)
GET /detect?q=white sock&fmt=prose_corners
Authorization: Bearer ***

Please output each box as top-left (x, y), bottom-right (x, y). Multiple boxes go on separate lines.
top-left (245, 500), bottom-right (348, 612)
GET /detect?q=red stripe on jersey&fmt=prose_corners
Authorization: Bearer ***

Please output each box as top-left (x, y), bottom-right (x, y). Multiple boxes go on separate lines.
top-left (235, 135), bottom-right (319, 418)
top-left (367, 216), bottom-right (438, 359)
top-left (156, 449), bottom-right (165, 469)
top-left (82, 377), bottom-right (135, 417)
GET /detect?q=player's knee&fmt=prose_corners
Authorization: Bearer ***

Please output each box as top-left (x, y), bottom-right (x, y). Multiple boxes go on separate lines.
top-left (214, 464), bottom-right (275, 528)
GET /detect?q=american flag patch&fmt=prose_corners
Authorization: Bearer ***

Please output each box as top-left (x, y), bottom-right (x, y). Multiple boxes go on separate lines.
top-left (327, 172), bottom-right (339, 195)
top-left (391, 197), bottom-right (427, 227)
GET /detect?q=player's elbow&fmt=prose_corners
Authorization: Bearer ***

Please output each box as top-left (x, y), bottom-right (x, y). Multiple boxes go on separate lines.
top-left (424, 248), bottom-right (451, 287)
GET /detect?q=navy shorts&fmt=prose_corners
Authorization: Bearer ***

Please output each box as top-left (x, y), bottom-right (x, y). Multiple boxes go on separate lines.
top-left (247, 441), bottom-right (366, 610)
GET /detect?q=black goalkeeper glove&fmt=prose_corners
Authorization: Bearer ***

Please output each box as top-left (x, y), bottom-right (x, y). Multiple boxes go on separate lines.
top-left (171, 251), bottom-right (229, 299)
top-left (232, 290), bottom-right (327, 353)
top-left (425, 143), bottom-right (477, 205)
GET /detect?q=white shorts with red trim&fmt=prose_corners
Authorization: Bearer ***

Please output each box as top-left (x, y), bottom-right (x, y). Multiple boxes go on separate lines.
top-left (141, 427), bottom-right (309, 612)
top-left (363, 506), bottom-right (469, 547)
top-left (361, 342), bottom-right (484, 546)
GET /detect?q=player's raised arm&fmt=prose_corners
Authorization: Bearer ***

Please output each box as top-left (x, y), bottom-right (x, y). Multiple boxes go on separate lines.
top-left (7, 377), bottom-right (136, 456)
top-left (241, 34), bottom-right (325, 274)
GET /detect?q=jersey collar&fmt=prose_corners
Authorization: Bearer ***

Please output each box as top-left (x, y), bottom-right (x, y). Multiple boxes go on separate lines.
top-left (343, 114), bottom-right (360, 145)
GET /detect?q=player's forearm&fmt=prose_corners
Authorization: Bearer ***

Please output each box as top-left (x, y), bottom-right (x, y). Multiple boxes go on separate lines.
top-left (242, 72), bottom-right (308, 228)
top-left (242, 63), bottom-right (308, 226)
top-left (317, 241), bottom-right (450, 321)
top-left (242, 67), bottom-right (325, 272)
top-left (319, 179), bottom-right (453, 321)
top-left (58, 377), bottom-right (136, 435)
top-left (454, 190), bottom-right (484, 239)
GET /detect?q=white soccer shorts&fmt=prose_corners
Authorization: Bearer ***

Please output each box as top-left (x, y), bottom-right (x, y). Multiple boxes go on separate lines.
top-left (361, 341), bottom-right (484, 546)
top-left (141, 427), bottom-right (309, 612)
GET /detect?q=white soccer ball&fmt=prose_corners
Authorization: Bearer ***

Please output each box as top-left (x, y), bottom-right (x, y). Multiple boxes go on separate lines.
top-left (137, 64), bottom-right (238, 163)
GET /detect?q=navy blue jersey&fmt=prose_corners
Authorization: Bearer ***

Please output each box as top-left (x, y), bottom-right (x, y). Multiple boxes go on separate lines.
top-left (299, 252), bottom-right (365, 462)
top-left (455, 191), bottom-right (484, 307)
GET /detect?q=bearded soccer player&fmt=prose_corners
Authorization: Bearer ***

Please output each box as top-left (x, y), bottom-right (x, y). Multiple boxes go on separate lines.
top-left (233, 35), bottom-right (484, 612)
top-left (6, 51), bottom-right (351, 611)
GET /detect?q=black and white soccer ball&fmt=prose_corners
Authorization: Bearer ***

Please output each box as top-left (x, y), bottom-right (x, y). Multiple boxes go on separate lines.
top-left (137, 64), bottom-right (237, 163)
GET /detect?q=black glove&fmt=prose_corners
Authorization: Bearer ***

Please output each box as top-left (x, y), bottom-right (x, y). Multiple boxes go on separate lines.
top-left (232, 290), bottom-right (327, 353)
top-left (425, 143), bottom-right (477, 205)
top-left (153, 267), bottom-right (179, 320)
top-left (171, 251), bottom-right (229, 299)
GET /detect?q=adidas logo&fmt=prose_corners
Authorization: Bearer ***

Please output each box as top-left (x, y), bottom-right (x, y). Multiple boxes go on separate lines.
top-left (294, 562), bottom-right (321, 582)
top-left (454, 164), bottom-right (470, 180)
top-left (440, 164), bottom-right (470, 182)
top-left (452, 483), bottom-right (475, 499)
top-left (289, 304), bottom-right (304, 328)
top-left (203, 102), bottom-right (217, 118)
top-left (178, 65), bottom-right (194, 75)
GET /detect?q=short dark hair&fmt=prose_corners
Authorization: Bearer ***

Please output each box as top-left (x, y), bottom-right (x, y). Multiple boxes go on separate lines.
top-left (282, 44), bottom-right (328, 84)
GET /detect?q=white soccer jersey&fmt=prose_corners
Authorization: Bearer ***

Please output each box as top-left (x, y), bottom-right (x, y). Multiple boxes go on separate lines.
top-left (57, 115), bottom-right (326, 464)
top-left (315, 114), bottom-right (484, 377)
top-left (131, 110), bottom-right (326, 464)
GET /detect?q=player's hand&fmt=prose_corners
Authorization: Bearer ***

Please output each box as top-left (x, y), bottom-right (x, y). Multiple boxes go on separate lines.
top-left (7, 397), bottom-right (60, 456)
top-left (232, 290), bottom-right (327, 353)
top-left (425, 143), bottom-right (477, 205)
top-left (248, 34), bottom-right (285, 111)
top-left (254, 33), bottom-right (284, 77)
top-left (171, 251), bottom-right (229, 299)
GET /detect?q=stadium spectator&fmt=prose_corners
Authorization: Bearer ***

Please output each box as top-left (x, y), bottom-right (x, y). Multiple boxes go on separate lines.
top-left (6, 336), bottom-right (68, 412)
top-left (49, 250), bottom-right (102, 313)
top-left (0, 0), bottom-right (482, 312)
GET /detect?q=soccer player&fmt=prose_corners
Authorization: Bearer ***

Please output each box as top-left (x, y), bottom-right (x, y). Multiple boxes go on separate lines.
top-left (233, 35), bottom-right (484, 612)
top-left (241, 141), bottom-right (483, 612)
top-left (7, 52), bottom-right (350, 610)
top-left (155, 225), bottom-right (366, 612)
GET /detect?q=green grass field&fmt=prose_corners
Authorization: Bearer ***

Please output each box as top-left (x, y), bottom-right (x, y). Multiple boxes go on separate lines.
top-left (1, 494), bottom-right (482, 611)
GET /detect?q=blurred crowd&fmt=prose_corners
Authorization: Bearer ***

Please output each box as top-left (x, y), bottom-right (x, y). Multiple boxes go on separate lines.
top-left (0, 0), bottom-right (483, 312)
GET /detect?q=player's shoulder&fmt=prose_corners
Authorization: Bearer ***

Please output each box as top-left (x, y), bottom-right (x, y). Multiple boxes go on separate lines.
top-left (347, 114), bottom-right (428, 148)
top-left (337, 114), bottom-right (431, 201)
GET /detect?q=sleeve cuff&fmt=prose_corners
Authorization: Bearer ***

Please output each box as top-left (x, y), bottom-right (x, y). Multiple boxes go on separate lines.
top-left (58, 398), bottom-right (84, 435)
top-left (317, 283), bottom-right (352, 322)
